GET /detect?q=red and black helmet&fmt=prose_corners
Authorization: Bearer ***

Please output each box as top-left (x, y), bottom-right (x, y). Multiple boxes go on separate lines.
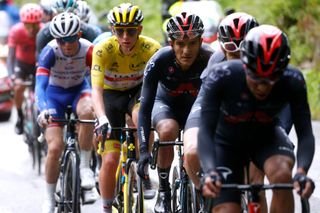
top-left (241, 25), bottom-right (291, 78)
top-left (167, 12), bottom-right (204, 40)
top-left (218, 12), bottom-right (259, 52)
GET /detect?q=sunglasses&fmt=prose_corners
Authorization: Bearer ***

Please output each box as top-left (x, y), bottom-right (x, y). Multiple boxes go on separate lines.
top-left (114, 27), bottom-right (139, 37)
top-left (169, 30), bottom-right (202, 40)
top-left (24, 23), bottom-right (40, 30)
top-left (220, 40), bottom-right (243, 52)
top-left (57, 35), bottom-right (79, 45)
top-left (246, 69), bottom-right (281, 85)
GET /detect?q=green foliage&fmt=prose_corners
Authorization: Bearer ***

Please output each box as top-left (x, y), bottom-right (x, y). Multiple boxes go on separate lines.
top-left (304, 69), bottom-right (320, 119)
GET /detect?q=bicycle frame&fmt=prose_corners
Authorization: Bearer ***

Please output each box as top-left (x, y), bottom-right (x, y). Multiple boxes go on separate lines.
top-left (101, 127), bottom-right (144, 213)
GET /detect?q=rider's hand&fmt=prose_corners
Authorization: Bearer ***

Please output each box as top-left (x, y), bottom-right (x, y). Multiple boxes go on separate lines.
top-left (137, 148), bottom-right (151, 179)
top-left (293, 173), bottom-right (315, 198)
top-left (94, 115), bottom-right (110, 141)
top-left (200, 171), bottom-right (222, 198)
top-left (37, 110), bottom-right (51, 128)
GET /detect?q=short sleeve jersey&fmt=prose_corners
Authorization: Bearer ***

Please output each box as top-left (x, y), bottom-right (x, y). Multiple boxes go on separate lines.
top-left (91, 35), bottom-right (161, 91)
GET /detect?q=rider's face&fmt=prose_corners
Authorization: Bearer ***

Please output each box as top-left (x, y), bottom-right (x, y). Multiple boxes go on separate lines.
top-left (24, 23), bottom-right (40, 37)
top-left (112, 25), bottom-right (142, 54)
top-left (56, 34), bottom-right (81, 57)
top-left (170, 37), bottom-right (202, 71)
top-left (246, 74), bottom-right (275, 100)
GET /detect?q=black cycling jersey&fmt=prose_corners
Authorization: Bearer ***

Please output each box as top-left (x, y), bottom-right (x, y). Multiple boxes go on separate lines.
top-left (200, 49), bottom-right (226, 81)
top-left (198, 59), bottom-right (315, 174)
top-left (138, 45), bottom-right (213, 148)
top-left (36, 22), bottom-right (101, 58)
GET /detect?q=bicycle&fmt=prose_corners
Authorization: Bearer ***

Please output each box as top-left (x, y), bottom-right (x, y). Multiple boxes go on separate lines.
top-left (150, 130), bottom-right (202, 213)
top-left (52, 106), bottom-right (95, 213)
top-left (204, 182), bottom-right (310, 213)
top-left (99, 125), bottom-right (144, 213)
top-left (20, 74), bottom-right (45, 175)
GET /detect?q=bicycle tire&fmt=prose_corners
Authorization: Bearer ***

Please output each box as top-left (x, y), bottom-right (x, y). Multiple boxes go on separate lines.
top-left (61, 151), bottom-right (81, 213)
top-left (135, 170), bottom-right (144, 213)
top-left (124, 162), bottom-right (135, 213)
top-left (171, 166), bottom-right (180, 212)
top-left (188, 180), bottom-right (201, 213)
top-left (240, 192), bottom-right (248, 213)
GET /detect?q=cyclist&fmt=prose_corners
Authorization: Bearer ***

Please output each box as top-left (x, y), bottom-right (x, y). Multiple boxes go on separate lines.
top-left (36, 0), bottom-right (101, 58)
top-left (183, 10), bottom-right (265, 208)
top-left (198, 25), bottom-right (315, 213)
top-left (7, 3), bottom-right (43, 135)
top-left (39, 0), bottom-right (54, 23)
top-left (35, 12), bottom-right (96, 213)
top-left (91, 3), bottom-right (161, 212)
top-left (137, 12), bottom-right (213, 213)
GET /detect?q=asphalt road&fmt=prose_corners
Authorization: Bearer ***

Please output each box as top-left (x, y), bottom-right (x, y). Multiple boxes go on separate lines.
top-left (0, 111), bottom-right (319, 212)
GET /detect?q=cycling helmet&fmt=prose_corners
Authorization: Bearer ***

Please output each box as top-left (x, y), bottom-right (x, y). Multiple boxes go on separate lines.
top-left (20, 3), bottom-right (43, 24)
top-left (50, 12), bottom-right (81, 38)
top-left (52, 0), bottom-right (78, 14)
top-left (241, 25), bottom-right (291, 78)
top-left (167, 12), bottom-right (204, 40)
top-left (40, 0), bottom-right (53, 15)
top-left (107, 3), bottom-right (143, 26)
top-left (75, 1), bottom-right (90, 23)
top-left (218, 12), bottom-right (259, 52)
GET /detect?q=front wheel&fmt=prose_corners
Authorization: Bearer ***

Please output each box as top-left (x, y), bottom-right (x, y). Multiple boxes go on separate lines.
top-left (60, 151), bottom-right (81, 213)
top-left (171, 166), bottom-right (180, 212)
top-left (124, 162), bottom-right (135, 213)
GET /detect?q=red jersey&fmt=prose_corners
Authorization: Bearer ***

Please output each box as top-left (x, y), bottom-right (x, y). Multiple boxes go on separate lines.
top-left (8, 22), bottom-right (43, 65)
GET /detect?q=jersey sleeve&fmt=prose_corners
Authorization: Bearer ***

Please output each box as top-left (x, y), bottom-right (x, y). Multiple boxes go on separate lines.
top-left (35, 45), bottom-right (55, 112)
top-left (198, 64), bottom-right (227, 174)
top-left (287, 69), bottom-right (315, 172)
top-left (138, 52), bottom-right (162, 150)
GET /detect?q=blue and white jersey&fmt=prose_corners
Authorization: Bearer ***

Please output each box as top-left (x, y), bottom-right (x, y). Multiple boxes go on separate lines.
top-left (35, 38), bottom-right (93, 112)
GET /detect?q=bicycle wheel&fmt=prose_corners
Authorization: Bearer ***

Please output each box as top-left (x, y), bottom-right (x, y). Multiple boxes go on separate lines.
top-left (60, 151), bottom-right (81, 213)
top-left (188, 180), bottom-right (201, 213)
top-left (124, 162), bottom-right (135, 213)
top-left (171, 166), bottom-right (180, 212)
top-left (135, 168), bottom-right (144, 213)
top-left (240, 192), bottom-right (248, 213)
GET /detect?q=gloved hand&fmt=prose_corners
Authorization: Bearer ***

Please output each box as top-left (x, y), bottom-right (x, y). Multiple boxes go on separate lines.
top-left (137, 148), bottom-right (151, 179)
top-left (293, 173), bottom-right (315, 198)
top-left (199, 170), bottom-right (222, 198)
top-left (37, 110), bottom-right (50, 128)
top-left (94, 115), bottom-right (110, 140)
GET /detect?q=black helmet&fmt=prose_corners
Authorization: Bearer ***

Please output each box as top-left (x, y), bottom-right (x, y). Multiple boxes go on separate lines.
top-left (167, 12), bottom-right (204, 40)
top-left (241, 25), bottom-right (290, 79)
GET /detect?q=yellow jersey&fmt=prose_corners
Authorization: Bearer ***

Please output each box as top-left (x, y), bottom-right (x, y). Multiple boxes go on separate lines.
top-left (91, 35), bottom-right (161, 90)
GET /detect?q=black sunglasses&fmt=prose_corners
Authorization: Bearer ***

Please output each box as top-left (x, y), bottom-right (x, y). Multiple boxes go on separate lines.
top-left (114, 27), bottom-right (139, 37)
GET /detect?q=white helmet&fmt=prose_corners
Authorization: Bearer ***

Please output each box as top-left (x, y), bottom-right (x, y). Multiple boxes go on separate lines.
top-left (50, 12), bottom-right (81, 38)
top-left (75, 1), bottom-right (90, 23)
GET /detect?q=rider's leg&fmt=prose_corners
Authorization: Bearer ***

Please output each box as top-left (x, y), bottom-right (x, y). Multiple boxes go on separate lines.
top-left (183, 127), bottom-right (201, 188)
top-left (13, 78), bottom-right (25, 134)
top-left (264, 155), bottom-right (294, 213)
top-left (43, 126), bottom-right (64, 212)
top-left (76, 96), bottom-right (96, 189)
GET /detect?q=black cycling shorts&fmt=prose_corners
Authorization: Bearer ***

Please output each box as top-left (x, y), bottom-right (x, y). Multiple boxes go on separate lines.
top-left (212, 126), bottom-right (295, 206)
top-left (14, 60), bottom-right (36, 80)
top-left (151, 99), bottom-right (193, 128)
top-left (103, 85), bottom-right (141, 140)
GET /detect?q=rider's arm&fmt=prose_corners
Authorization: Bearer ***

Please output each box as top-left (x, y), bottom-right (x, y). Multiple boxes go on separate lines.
top-left (7, 25), bottom-right (17, 76)
top-left (288, 69), bottom-right (315, 173)
top-left (35, 45), bottom-right (55, 112)
top-left (6, 46), bottom-right (15, 76)
top-left (138, 55), bottom-right (162, 151)
top-left (198, 68), bottom-right (224, 174)
top-left (91, 43), bottom-right (107, 118)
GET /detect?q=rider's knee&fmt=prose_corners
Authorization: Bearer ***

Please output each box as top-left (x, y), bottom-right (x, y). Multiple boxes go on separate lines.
top-left (101, 154), bottom-right (120, 172)
top-left (157, 120), bottom-right (179, 140)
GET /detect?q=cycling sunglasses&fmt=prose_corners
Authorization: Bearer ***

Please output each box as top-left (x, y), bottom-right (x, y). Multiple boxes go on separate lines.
top-left (57, 35), bottom-right (79, 45)
top-left (114, 27), bottom-right (139, 37)
top-left (169, 30), bottom-right (202, 40)
top-left (246, 69), bottom-right (282, 85)
top-left (220, 40), bottom-right (243, 52)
